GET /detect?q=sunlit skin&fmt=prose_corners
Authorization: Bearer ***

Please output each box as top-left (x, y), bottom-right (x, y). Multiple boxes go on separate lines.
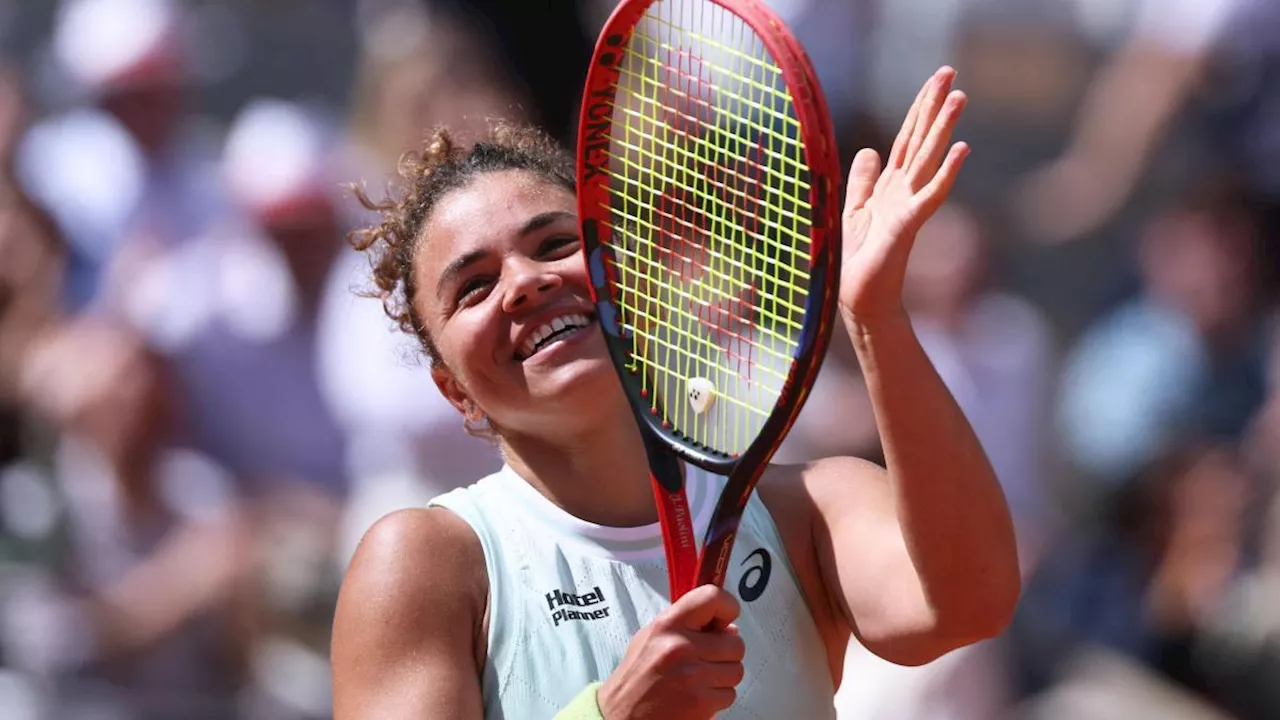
top-left (419, 174), bottom-right (614, 433)
top-left (331, 67), bottom-right (1021, 719)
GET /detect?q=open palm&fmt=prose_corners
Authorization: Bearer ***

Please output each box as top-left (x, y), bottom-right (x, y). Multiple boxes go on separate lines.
top-left (839, 67), bottom-right (970, 322)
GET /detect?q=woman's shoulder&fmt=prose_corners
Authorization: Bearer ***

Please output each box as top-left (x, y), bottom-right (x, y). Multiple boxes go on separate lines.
top-left (344, 506), bottom-right (487, 597)
top-left (336, 507), bottom-right (488, 644)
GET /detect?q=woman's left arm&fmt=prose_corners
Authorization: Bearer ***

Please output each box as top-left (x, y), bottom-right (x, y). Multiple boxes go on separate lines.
top-left (793, 66), bottom-right (1020, 666)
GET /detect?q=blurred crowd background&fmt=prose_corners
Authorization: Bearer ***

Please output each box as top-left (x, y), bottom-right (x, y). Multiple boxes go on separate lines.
top-left (1, 0), bottom-right (1279, 718)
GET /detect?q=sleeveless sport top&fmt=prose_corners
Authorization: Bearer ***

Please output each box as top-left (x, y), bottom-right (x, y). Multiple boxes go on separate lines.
top-left (430, 463), bottom-right (836, 719)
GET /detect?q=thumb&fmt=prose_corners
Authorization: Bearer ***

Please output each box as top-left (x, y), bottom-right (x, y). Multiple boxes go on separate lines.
top-left (667, 584), bottom-right (741, 631)
top-left (843, 148), bottom-right (881, 217)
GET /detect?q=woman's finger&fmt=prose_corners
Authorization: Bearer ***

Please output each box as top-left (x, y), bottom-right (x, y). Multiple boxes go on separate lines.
top-left (885, 74), bottom-right (932, 170)
top-left (903, 68), bottom-right (955, 170)
top-left (908, 90), bottom-right (967, 190)
top-left (700, 660), bottom-right (746, 689)
top-left (915, 142), bottom-right (970, 219)
top-left (693, 626), bottom-right (746, 663)
top-left (843, 148), bottom-right (881, 217)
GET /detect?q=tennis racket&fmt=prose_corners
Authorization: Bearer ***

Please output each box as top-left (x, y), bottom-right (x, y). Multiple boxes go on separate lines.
top-left (576, 0), bottom-right (843, 600)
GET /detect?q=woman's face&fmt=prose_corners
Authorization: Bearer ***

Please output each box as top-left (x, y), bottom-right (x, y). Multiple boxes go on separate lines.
top-left (413, 170), bottom-right (621, 438)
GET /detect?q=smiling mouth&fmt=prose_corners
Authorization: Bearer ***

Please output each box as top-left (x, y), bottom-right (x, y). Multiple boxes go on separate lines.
top-left (515, 312), bottom-right (595, 362)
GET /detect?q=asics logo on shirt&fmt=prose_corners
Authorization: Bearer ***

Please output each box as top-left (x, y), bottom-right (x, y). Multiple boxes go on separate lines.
top-left (738, 548), bottom-right (772, 602)
top-left (546, 586), bottom-right (612, 627)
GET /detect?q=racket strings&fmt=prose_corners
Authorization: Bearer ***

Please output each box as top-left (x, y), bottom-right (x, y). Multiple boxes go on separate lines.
top-left (605, 0), bottom-right (813, 456)
top-left (604, 111), bottom-right (812, 253)
top-left (611, 41), bottom-right (811, 198)
top-left (619, 46), bottom-right (807, 177)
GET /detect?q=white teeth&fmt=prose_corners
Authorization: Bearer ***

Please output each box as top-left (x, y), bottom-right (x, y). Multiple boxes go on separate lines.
top-left (519, 313), bottom-right (591, 360)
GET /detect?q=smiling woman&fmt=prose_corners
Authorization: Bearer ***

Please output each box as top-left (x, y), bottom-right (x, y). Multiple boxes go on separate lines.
top-left (334, 67), bottom-right (1021, 720)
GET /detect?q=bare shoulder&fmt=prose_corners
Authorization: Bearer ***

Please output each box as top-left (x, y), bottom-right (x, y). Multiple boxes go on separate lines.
top-left (332, 507), bottom-right (487, 718)
top-left (335, 506), bottom-right (487, 641)
top-left (343, 505), bottom-right (485, 578)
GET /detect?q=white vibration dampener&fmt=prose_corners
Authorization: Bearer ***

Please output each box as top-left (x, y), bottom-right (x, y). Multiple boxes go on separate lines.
top-left (687, 377), bottom-right (716, 414)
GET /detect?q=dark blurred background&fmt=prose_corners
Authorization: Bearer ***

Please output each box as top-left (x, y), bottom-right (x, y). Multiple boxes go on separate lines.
top-left (1, 0), bottom-right (1279, 718)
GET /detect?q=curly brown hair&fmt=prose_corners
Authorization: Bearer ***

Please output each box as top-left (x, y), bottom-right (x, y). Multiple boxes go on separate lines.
top-left (349, 122), bottom-right (575, 367)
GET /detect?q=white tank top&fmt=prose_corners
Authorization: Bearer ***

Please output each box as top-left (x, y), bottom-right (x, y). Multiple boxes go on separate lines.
top-left (430, 463), bottom-right (837, 719)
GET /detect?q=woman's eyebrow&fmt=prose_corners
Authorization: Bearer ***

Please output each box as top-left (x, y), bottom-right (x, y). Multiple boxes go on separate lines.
top-left (436, 249), bottom-right (488, 300)
top-left (519, 210), bottom-right (577, 237)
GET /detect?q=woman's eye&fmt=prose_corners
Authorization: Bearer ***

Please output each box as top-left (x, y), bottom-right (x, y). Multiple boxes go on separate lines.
top-left (456, 277), bottom-right (492, 304)
top-left (539, 235), bottom-right (581, 258)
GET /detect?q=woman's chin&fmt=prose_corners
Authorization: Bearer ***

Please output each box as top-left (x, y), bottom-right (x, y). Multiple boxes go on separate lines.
top-left (540, 355), bottom-right (622, 397)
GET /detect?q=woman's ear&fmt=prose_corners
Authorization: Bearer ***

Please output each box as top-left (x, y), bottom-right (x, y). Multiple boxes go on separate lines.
top-left (432, 365), bottom-right (482, 421)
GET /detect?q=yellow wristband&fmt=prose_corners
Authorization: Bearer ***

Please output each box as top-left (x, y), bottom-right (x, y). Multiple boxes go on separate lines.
top-left (553, 682), bottom-right (605, 719)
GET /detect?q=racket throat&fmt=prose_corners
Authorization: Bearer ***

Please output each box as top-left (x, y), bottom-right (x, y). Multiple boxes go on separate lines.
top-left (643, 437), bottom-right (698, 599)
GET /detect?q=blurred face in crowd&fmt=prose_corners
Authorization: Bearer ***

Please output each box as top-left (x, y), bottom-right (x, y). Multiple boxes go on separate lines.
top-left (903, 201), bottom-right (986, 324)
top-left (85, 342), bottom-right (173, 466)
top-left (414, 170), bottom-right (621, 439)
top-left (1140, 203), bottom-right (1257, 339)
top-left (261, 200), bottom-right (342, 309)
top-left (362, 19), bottom-right (527, 168)
top-left (1168, 447), bottom-right (1249, 542)
top-left (1140, 445), bottom-right (1250, 563)
top-left (26, 323), bottom-right (176, 466)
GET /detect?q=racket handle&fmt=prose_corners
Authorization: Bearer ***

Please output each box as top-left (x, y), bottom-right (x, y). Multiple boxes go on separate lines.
top-left (644, 441), bottom-right (697, 600)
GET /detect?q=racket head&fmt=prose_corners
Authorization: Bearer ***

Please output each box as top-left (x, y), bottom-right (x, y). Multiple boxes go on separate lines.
top-left (576, 0), bottom-right (843, 480)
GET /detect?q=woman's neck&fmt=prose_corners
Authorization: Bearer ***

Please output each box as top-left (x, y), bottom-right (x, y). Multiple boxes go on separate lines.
top-left (500, 410), bottom-right (661, 528)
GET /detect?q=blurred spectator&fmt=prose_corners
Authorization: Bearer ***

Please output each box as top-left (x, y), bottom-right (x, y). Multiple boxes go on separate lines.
top-left (423, 0), bottom-right (590, 145)
top-left (0, 185), bottom-right (64, 460)
top-left (1011, 441), bottom-right (1256, 717)
top-left (4, 318), bottom-right (254, 720)
top-left (328, 2), bottom-right (512, 567)
top-left (1058, 180), bottom-right (1272, 489)
top-left (1017, 0), bottom-right (1280, 258)
top-left (117, 98), bottom-right (350, 503)
top-left (106, 99), bottom-right (363, 717)
top-left (16, 0), bottom-right (226, 311)
top-left (0, 64), bottom-right (28, 180)
top-left (345, 0), bottom-right (530, 197)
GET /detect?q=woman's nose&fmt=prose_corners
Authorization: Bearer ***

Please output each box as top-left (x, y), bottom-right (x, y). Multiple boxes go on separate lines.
top-left (501, 259), bottom-right (563, 313)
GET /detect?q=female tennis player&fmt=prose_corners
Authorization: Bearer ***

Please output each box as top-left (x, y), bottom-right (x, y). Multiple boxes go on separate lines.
top-left (332, 67), bottom-right (1020, 719)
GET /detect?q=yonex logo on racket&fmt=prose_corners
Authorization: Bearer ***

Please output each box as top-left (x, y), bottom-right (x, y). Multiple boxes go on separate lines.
top-left (581, 88), bottom-right (617, 183)
top-left (582, 33), bottom-right (625, 182)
